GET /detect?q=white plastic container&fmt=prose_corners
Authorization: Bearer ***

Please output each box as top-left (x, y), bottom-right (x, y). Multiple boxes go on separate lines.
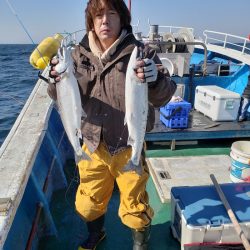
top-left (171, 184), bottom-right (250, 250)
top-left (231, 141), bottom-right (250, 159)
top-left (230, 141), bottom-right (250, 182)
top-left (194, 85), bottom-right (241, 121)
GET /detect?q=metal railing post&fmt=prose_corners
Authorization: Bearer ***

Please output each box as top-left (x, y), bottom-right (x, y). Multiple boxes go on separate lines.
top-left (223, 34), bottom-right (227, 48)
top-left (242, 39), bottom-right (247, 54)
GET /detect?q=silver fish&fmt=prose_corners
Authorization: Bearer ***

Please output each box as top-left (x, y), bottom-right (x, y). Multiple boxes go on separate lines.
top-left (124, 46), bottom-right (148, 175)
top-left (55, 46), bottom-right (90, 163)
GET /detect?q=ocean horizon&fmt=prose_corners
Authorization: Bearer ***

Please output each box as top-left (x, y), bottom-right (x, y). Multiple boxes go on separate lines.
top-left (0, 44), bottom-right (37, 146)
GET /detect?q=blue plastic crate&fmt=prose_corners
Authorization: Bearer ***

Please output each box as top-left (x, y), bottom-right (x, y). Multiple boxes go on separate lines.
top-left (160, 101), bottom-right (191, 128)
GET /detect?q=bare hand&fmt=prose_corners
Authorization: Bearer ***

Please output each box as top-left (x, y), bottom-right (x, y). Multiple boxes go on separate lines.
top-left (134, 60), bottom-right (146, 81)
top-left (49, 57), bottom-right (61, 82)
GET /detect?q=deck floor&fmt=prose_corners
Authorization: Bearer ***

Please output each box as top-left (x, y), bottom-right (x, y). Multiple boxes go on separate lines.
top-left (147, 155), bottom-right (232, 203)
top-left (38, 141), bottom-right (240, 250)
top-left (37, 160), bottom-right (178, 250)
top-left (146, 110), bottom-right (250, 141)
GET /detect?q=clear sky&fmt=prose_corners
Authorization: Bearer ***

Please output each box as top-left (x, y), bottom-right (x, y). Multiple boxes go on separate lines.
top-left (0, 0), bottom-right (249, 44)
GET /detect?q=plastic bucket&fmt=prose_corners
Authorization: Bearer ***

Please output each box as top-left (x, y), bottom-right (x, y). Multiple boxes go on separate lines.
top-left (230, 141), bottom-right (250, 182)
top-left (231, 141), bottom-right (250, 159)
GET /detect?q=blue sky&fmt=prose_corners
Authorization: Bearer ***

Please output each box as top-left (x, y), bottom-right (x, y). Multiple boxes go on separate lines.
top-left (0, 0), bottom-right (249, 44)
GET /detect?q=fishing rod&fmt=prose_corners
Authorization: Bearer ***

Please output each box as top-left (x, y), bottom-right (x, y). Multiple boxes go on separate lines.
top-left (0, 90), bottom-right (25, 105)
top-left (4, 0), bottom-right (50, 68)
top-left (5, 0), bottom-right (36, 45)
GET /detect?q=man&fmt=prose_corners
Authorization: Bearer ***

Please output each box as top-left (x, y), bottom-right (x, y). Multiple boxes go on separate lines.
top-left (238, 75), bottom-right (250, 122)
top-left (48, 0), bottom-right (176, 249)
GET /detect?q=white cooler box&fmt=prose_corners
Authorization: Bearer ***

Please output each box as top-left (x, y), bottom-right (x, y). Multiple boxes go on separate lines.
top-left (194, 85), bottom-right (241, 121)
top-left (170, 183), bottom-right (250, 250)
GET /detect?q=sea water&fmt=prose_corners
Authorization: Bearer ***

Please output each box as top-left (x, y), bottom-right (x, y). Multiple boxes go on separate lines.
top-left (0, 44), bottom-right (37, 146)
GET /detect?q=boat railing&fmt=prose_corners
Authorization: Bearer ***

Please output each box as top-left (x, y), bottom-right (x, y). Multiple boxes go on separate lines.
top-left (60, 29), bottom-right (86, 46)
top-left (132, 20), bottom-right (140, 33)
top-left (203, 30), bottom-right (250, 55)
top-left (146, 20), bottom-right (194, 37)
top-left (157, 25), bottom-right (194, 35)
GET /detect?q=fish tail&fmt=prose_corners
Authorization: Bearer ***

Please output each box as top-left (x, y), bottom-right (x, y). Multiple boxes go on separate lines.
top-left (82, 151), bottom-right (91, 161)
top-left (123, 160), bottom-right (142, 176)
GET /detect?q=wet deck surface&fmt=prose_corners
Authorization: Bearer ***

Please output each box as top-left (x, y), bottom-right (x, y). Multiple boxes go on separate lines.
top-left (146, 110), bottom-right (250, 141)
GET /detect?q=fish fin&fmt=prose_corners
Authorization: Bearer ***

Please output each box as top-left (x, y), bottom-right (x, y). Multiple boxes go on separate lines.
top-left (127, 136), bottom-right (134, 146)
top-left (81, 108), bottom-right (87, 119)
top-left (124, 115), bottom-right (127, 126)
top-left (74, 148), bottom-right (91, 164)
top-left (123, 160), bottom-right (142, 176)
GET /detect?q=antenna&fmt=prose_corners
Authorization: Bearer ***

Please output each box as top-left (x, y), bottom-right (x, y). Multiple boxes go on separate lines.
top-left (128, 0), bottom-right (131, 12)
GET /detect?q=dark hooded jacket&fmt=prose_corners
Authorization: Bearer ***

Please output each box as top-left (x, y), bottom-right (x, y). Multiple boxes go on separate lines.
top-left (48, 30), bottom-right (176, 155)
top-left (242, 75), bottom-right (250, 99)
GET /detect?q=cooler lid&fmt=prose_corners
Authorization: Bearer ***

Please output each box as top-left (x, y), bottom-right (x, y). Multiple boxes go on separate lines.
top-left (166, 100), bottom-right (191, 109)
top-left (196, 85), bottom-right (240, 99)
top-left (171, 183), bottom-right (250, 226)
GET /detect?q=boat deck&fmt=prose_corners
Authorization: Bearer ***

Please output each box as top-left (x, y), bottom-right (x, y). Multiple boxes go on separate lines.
top-left (147, 155), bottom-right (232, 203)
top-left (37, 160), bottom-right (179, 250)
top-left (146, 109), bottom-right (250, 142)
top-left (37, 141), bottom-right (241, 250)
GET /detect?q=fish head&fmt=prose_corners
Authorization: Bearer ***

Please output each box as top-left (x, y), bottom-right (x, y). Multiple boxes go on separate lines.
top-left (131, 46), bottom-right (138, 63)
top-left (55, 46), bottom-right (72, 74)
top-left (127, 46), bottom-right (139, 81)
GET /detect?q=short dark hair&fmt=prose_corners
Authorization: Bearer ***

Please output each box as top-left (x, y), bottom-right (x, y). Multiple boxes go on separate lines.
top-left (85, 0), bottom-right (131, 33)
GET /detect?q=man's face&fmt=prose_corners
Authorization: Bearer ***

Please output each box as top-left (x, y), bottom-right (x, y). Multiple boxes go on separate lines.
top-left (93, 2), bottom-right (121, 50)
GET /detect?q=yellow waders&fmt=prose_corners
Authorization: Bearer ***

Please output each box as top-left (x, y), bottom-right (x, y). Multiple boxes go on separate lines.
top-left (75, 143), bottom-right (154, 230)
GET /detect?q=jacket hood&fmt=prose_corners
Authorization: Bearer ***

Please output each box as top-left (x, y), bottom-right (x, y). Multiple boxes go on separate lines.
top-left (79, 25), bottom-right (134, 51)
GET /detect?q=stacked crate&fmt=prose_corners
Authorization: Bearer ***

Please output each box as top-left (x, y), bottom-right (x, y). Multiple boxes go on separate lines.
top-left (160, 101), bottom-right (191, 128)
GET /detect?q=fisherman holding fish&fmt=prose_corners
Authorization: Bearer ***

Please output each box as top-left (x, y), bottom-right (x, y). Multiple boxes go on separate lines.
top-left (47, 0), bottom-right (176, 249)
